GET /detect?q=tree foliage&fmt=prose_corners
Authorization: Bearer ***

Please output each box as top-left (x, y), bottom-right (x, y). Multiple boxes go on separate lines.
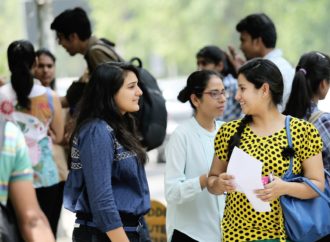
top-left (0, 0), bottom-right (23, 77)
top-left (1, 0), bottom-right (330, 79)
top-left (88, 0), bottom-right (330, 77)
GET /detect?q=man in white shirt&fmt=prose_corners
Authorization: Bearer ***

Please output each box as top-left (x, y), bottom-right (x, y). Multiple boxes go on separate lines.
top-left (228, 13), bottom-right (294, 110)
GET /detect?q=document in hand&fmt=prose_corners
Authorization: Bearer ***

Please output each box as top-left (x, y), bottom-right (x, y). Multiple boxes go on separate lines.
top-left (227, 147), bottom-right (271, 212)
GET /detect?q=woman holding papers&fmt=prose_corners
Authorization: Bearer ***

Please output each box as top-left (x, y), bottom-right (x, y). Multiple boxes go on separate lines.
top-left (165, 70), bottom-right (226, 242)
top-left (207, 58), bottom-right (324, 242)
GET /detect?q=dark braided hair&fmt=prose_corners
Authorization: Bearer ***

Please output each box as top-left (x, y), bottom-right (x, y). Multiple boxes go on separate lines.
top-left (227, 115), bottom-right (252, 159)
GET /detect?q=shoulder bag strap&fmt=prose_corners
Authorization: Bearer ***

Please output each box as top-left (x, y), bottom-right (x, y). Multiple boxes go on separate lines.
top-left (283, 115), bottom-right (293, 178)
top-left (90, 43), bottom-right (124, 62)
top-left (299, 176), bottom-right (330, 204)
top-left (285, 115), bottom-right (330, 203)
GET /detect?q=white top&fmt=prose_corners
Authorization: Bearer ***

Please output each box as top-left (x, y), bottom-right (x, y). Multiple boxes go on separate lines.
top-left (264, 49), bottom-right (294, 111)
top-left (0, 82), bottom-right (46, 101)
top-left (164, 117), bottom-right (225, 242)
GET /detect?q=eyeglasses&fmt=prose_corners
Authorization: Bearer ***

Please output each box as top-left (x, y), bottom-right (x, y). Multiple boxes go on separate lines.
top-left (202, 90), bottom-right (228, 99)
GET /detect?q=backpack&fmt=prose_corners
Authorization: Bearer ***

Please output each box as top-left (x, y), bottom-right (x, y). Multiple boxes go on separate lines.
top-left (130, 57), bottom-right (167, 151)
top-left (91, 41), bottom-right (168, 150)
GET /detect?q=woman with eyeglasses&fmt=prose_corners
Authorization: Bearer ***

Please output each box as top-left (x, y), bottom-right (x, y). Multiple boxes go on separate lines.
top-left (164, 70), bottom-right (226, 242)
top-left (283, 51), bottom-right (330, 242)
top-left (207, 59), bottom-right (324, 242)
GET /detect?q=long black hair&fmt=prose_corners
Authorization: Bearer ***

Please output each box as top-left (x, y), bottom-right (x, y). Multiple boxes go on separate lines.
top-left (72, 62), bottom-right (147, 165)
top-left (227, 58), bottom-right (284, 159)
top-left (283, 51), bottom-right (330, 119)
top-left (178, 70), bottom-right (221, 110)
top-left (7, 40), bottom-right (36, 110)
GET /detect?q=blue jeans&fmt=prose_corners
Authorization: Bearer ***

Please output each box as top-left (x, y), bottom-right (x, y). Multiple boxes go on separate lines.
top-left (72, 223), bottom-right (150, 242)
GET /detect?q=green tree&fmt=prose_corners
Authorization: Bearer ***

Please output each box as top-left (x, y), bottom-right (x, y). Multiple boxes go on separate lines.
top-left (89, 0), bottom-right (330, 77)
top-left (0, 0), bottom-right (23, 78)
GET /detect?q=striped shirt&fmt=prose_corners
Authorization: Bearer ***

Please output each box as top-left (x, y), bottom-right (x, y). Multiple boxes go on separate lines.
top-left (307, 103), bottom-right (330, 173)
top-left (0, 121), bottom-right (33, 204)
top-left (217, 74), bottom-right (242, 122)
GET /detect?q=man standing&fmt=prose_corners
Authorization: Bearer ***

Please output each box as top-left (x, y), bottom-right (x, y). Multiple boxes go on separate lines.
top-left (228, 13), bottom-right (294, 110)
top-left (50, 7), bottom-right (123, 109)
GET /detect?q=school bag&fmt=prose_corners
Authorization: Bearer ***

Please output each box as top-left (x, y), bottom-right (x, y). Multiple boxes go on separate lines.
top-left (130, 57), bottom-right (167, 150)
top-left (91, 40), bottom-right (168, 150)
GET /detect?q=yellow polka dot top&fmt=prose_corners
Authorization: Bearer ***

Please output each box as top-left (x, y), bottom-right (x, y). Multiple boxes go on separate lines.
top-left (214, 117), bottom-right (322, 242)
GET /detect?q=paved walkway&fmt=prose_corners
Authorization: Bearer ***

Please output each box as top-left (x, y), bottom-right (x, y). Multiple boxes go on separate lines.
top-left (57, 150), bottom-right (165, 242)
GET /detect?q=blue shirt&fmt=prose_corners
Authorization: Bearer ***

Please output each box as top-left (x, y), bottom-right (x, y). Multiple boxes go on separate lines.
top-left (307, 103), bottom-right (330, 173)
top-left (217, 74), bottom-right (242, 122)
top-left (63, 119), bottom-right (150, 233)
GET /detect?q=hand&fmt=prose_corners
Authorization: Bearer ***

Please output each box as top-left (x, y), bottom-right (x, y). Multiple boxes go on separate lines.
top-left (255, 176), bottom-right (286, 202)
top-left (200, 173), bottom-right (208, 190)
top-left (227, 45), bottom-right (245, 71)
top-left (217, 173), bottom-right (236, 193)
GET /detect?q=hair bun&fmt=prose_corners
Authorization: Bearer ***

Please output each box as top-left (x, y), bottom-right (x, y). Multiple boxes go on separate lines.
top-left (177, 87), bottom-right (190, 103)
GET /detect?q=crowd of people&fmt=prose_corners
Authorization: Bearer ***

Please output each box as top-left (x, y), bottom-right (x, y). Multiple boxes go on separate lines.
top-left (0, 6), bottom-right (329, 242)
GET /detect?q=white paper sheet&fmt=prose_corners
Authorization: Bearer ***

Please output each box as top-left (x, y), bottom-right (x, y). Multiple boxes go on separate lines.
top-left (227, 147), bottom-right (271, 212)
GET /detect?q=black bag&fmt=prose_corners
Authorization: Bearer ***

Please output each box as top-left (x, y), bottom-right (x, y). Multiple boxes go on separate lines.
top-left (91, 39), bottom-right (168, 150)
top-left (0, 118), bottom-right (22, 242)
top-left (130, 57), bottom-right (167, 151)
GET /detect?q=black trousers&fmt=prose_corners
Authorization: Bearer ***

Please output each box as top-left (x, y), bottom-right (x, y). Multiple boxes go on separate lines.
top-left (316, 234), bottom-right (330, 242)
top-left (72, 222), bottom-right (150, 242)
top-left (36, 181), bottom-right (65, 237)
top-left (171, 229), bottom-right (198, 242)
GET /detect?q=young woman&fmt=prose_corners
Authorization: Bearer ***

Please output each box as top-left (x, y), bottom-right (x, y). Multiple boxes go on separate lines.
top-left (64, 62), bottom-right (150, 242)
top-left (0, 40), bottom-right (64, 235)
top-left (207, 59), bottom-right (324, 242)
top-left (34, 48), bottom-right (68, 237)
top-left (165, 70), bottom-right (226, 242)
top-left (283, 51), bottom-right (330, 242)
top-left (35, 48), bottom-right (57, 89)
top-left (284, 51), bottom-right (330, 173)
top-left (196, 45), bottom-right (241, 121)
